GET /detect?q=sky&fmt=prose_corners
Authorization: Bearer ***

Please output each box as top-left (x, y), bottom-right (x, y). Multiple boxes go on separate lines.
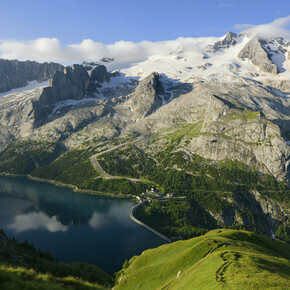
top-left (0, 0), bottom-right (289, 64)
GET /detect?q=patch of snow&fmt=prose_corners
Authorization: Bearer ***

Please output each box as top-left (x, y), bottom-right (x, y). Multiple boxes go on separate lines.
top-left (101, 73), bottom-right (138, 89)
top-left (265, 41), bottom-right (287, 73)
top-left (114, 34), bottom-right (290, 84)
top-left (0, 80), bottom-right (49, 98)
top-left (49, 96), bottom-right (106, 119)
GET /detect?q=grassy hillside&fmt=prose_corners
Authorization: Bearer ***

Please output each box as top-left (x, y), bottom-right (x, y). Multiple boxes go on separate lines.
top-left (115, 229), bottom-right (290, 289)
top-left (0, 265), bottom-right (105, 290)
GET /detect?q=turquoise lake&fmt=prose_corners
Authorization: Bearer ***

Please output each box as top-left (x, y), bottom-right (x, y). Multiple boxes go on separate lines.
top-left (0, 176), bottom-right (165, 274)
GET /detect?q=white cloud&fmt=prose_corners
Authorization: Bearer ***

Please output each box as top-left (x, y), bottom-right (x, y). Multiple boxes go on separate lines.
top-left (271, 15), bottom-right (290, 27)
top-left (0, 36), bottom-right (215, 69)
top-left (234, 15), bottom-right (290, 39)
top-left (233, 24), bottom-right (255, 30)
top-left (88, 211), bottom-right (107, 229)
top-left (0, 16), bottom-right (289, 68)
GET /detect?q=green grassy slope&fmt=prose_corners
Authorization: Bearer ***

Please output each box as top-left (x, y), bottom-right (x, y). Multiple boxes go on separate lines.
top-left (115, 229), bottom-right (290, 289)
top-left (0, 265), bottom-right (105, 290)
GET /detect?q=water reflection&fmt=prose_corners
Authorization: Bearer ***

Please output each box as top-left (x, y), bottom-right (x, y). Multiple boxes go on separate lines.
top-left (0, 176), bottom-right (113, 226)
top-left (0, 176), bottom-right (165, 274)
top-left (8, 212), bottom-right (69, 233)
top-left (88, 211), bottom-right (107, 229)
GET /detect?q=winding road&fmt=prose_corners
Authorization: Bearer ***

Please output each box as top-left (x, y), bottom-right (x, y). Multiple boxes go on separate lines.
top-left (90, 135), bottom-right (173, 243)
top-left (89, 135), bottom-right (145, 181)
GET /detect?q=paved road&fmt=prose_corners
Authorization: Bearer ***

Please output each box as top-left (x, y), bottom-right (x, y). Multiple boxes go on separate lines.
top-left (90, 156), bottom-right (113, 178)
top-left (90, 135), bottom-right (145, 181)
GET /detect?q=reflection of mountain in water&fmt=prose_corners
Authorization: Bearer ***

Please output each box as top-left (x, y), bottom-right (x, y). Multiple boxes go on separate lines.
top-left (0, 176), bottom-right (125, 227)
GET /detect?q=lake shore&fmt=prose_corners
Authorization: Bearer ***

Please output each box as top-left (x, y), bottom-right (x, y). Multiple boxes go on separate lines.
top-left (0, 172), bottom-right (134, 199)
top-left (1, 172), bottom-right (170, 244)
top-left (27, 175), bottom-right (135, 199)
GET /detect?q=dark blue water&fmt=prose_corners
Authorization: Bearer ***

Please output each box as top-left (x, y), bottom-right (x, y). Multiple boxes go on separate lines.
top-left (0, 176), bottom-right (165, 274)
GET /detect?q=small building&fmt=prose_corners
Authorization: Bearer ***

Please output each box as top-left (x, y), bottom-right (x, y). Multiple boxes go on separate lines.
top-left (166, 193), bottom-right (174, 198)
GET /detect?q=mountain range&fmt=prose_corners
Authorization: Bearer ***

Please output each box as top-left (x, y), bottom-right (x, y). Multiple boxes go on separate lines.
top-left (0, 31), bottom-right (289, 241)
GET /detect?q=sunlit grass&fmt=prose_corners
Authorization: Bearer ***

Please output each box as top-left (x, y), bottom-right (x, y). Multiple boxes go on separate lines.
top-left (115, 229), bottom-right (290, 289)
top-left (0, 264), bottom-right (105, 289)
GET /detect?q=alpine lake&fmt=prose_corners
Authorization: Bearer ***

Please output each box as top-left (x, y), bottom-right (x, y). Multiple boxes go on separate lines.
top-left (0, 175), bottom-right (165, 274)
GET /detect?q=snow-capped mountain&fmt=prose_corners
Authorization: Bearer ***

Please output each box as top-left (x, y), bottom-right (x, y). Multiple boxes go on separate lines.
top-left (0, 31), bottom-right (289, 180)
top-left (0, 31), bottom-right (289, 237)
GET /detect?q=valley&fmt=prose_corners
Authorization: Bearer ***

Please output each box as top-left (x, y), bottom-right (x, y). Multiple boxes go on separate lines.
top-left (0, 27), bottom-right (289, 288)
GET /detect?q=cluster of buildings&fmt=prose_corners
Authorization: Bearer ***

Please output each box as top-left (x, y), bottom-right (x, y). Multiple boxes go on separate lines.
top-left (135, 188), bottom-right (174, 202)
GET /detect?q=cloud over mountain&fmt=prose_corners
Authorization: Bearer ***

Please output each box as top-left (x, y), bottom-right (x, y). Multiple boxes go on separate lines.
top-left (234, 15), bottom-right (290, 39)
top-left (0, 16), bottom-right (289, 68)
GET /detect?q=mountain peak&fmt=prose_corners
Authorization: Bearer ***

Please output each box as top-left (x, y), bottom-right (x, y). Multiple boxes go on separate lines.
top-left (212, 31), bottom-right (239, 51)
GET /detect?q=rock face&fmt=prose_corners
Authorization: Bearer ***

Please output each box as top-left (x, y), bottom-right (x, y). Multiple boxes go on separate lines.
top-left (50, 64), bottom-right (93, 100)
top-left (32, 64), bottom-right (99, 126)
top-left (89, 65), bottom-right (110, 83)
top-left (206, 190), bottom-right (289, 232)
top-left (0, 65), bottom-right (289, 185)
top-left (238, 36), bottom-right (278, 74)
top-left (0, 59), bottom-right (63, 93)
top-left (128, 72), bottom-right (164, 118)
top-left (213, 32), bottom-right (238, 51)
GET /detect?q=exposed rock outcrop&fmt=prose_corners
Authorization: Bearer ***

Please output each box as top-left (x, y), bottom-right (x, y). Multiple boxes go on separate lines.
top-left (213, 32), bottom-right (238, 51)
top-left (89, 65), bottom-right (110, 83)
top-left (32, 64), bottom-right (96, 125)
top-left (128, 72), bottom-right (164, 118)
top-left (238, 36), bottom-right (278, 74)
top-left (0, 59), bottom-right (63, 93)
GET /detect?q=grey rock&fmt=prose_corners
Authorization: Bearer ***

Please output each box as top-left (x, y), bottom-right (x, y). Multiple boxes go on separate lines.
top-left (263, 79), bottom-right (290, 93)
top-left (212, 32), bottom-right (238, 51)
top-left (0, 59), bottom-right (63, 93)
top-left (127, 72), bottom-right (164, 118)
top-left (89, 65), bottom-right (110, 83)
top-left (0, 67), bottom-right (289, 187)
top-left (99, 57), bottom-right (114, 63)
top-left (32, 64), bottom-right (94, 125)
top-left (238, 36), bottom-right (278, 74)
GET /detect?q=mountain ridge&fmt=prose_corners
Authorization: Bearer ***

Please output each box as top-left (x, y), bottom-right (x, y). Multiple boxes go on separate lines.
top-left (0, 30), bottom-right (289, 242)
top-left (115, 229), bottom-right (290, 289)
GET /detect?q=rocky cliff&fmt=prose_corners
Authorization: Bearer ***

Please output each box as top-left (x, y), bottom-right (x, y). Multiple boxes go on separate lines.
top-left (238, 36), bottom-right (279, 74)
top-left (0, 32), bottom-right (289, 239)
top-left (0, 59), bottom-right (63, 93)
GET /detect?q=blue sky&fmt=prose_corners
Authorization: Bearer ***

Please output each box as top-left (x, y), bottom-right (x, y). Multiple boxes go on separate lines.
top-left (0, 0), bottom-right (289, 45)
top-left (0, 0), bottom-right (289, 64)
